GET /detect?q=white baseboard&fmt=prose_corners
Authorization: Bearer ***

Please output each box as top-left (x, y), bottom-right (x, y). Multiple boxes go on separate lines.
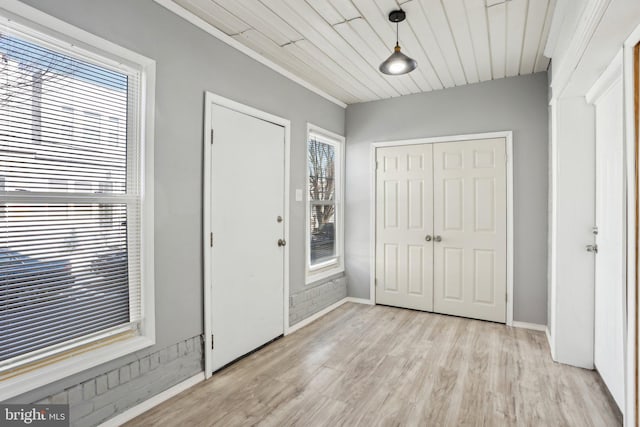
top-left (285, 297), bottom-right (349, 335)
top-left (546, 326), bottom-right (556, 360)
top-left (100, 372), bottom-right (205, 427)
top-left (512, 321), bottom-right (547, 332)
top-left (285, 296), bottom-right (374, 335)
top-left (345, 297), bottom-right (374, 305)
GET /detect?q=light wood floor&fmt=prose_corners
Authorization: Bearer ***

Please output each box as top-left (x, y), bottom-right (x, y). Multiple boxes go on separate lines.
top-left (127, 303), bottom-right (622, 427)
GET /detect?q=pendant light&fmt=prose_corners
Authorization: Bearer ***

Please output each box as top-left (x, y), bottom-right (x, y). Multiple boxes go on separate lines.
top-left (379, 9), bottom-right (417, 75)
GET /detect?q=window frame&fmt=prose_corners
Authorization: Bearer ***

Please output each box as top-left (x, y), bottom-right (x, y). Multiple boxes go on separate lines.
top-left (0, 1), bottom-right (156, 401)
top-left (305, 123), bottom-right (345, 285)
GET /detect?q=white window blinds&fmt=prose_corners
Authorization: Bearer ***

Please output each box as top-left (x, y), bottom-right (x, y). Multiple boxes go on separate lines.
top-left (0, 28), bottom-right (143, 369)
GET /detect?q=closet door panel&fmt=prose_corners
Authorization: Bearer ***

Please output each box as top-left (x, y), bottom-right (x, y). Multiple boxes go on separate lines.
top-left (433, 138), bottom-right (507, 323)
top-left (375, 144), bottom-right (434, 311)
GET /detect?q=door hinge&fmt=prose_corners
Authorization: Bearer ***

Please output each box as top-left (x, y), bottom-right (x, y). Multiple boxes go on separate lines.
top-left (375, 278), bottom-right (378, 287)
top-left (375, 161), bottom-right (379, 170)
top-left (210, 129), bottom-right (214, 144)
top-left (210, 232), bottom-right (213, 247)
top-left (211, 334), bottom-right (214, 350)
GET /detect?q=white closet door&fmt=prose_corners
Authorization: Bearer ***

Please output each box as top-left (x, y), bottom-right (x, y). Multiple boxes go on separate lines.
top-left (210, 103), bottom-right (285, 372)
top-left (375, 144), bottom-right (434, 311)
top-left (432, 138), bottom-right (507, 323)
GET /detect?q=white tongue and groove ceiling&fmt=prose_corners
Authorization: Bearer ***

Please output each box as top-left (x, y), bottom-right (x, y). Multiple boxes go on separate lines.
top-left (169, 0), bottom-right (555, 105)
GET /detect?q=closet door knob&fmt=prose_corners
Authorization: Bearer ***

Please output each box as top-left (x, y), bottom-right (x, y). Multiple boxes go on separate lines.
top-left (425, 235), bottom-right (432, 242)
top-left (434, 235), bottom-right (442, 242)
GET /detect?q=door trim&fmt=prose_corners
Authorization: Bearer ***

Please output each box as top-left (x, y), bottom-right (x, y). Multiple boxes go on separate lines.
top-left (369, 131), bottom-right (514, 325)
top-left (202, 91), bottom-right (290, 379)
top-left (623, 24), bottom-right (640, 426)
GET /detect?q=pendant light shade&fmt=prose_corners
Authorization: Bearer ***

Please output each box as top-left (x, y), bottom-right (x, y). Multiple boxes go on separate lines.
top-left (379, 44), bottom-right (418, 75)
top-left (379, 10), bottom-right (417, 75)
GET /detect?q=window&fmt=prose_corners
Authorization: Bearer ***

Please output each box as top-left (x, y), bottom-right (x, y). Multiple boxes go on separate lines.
top-left (0, 6), bottom-right (155, 400)
top-left (306, 124), bottom-right (344, 283)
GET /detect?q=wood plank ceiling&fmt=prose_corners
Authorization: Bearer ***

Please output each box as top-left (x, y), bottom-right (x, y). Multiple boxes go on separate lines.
top-left (172, 0), bottom-right (555, 104)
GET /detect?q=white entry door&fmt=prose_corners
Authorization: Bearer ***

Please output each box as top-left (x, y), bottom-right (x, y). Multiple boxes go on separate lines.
top-left (209, 103), bottom-right (285, 372)
top-left (375, 144), bottom-right (434, 311)
top-left (593, 75), bottom-right (625, 409)
top-left (432, 139), bottom-right (507, 323)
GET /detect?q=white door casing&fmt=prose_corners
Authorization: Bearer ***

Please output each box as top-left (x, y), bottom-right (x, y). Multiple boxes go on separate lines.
top-left (207, 100), bottom-right (286, 373)
top-left (592, 70), bottom-right (625, 409)
top-left (375, 144), bottom-right (434, 311)
top-left (432, 138), bottom-right (507, 323)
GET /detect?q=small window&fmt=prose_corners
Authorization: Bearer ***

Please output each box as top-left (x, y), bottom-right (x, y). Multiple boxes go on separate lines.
top-left (306, 125), bottom-right (344, 283)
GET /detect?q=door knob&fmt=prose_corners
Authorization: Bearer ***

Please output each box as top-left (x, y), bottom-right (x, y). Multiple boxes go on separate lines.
top-left (434, 235), bottom-right (442, 242)
top-left (425, 235), bottom-right (432, 242)
top-left (586, 244), bottom-right (598, 253)
top-left (278, 239), bottom-right (286, 247)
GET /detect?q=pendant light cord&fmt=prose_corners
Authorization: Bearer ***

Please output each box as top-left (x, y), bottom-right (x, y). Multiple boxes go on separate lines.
top-left (396, 21), bottom-right (399, 47)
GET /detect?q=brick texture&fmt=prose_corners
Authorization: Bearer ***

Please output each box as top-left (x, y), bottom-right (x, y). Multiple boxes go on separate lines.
top-left (289, 275), bottom-right (347, 326)
top-left (21, 279), bottom-right (344, 426)
top-left (34, 336), bottom-right (203, 427)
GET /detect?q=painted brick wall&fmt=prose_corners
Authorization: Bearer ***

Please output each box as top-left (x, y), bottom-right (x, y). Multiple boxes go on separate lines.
top-left (289, 276), bottom-right (347, 326)
top-left (11, 282), bottom-right (343, 427)
top-left (32, 336), bottom-right (202, 427)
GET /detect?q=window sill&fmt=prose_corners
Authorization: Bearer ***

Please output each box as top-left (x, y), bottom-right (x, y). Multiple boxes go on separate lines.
top-left (309, 258), bottom-right (338, 272)
top-left (0, 335), bottom-right (154, 401)
top-left (305, 264), bottom-right (344, 285)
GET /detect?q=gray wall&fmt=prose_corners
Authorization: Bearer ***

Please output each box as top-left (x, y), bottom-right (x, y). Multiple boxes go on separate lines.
top-left (345, 72), bottom-right (549, 324)
top-left (11, 0), bottom-right (345, 418)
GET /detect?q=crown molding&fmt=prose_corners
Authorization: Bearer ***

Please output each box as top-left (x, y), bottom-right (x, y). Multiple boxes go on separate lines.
top-left (543, 0), bottom-right (565, 58)
top-left (549, 0), bottom-right (612, 99)
top-left (153, 0), bottom-right (347, 109)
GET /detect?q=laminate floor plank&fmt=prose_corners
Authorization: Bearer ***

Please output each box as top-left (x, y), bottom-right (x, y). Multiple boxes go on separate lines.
top-left (125, 303), bottom-right (622, 427)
